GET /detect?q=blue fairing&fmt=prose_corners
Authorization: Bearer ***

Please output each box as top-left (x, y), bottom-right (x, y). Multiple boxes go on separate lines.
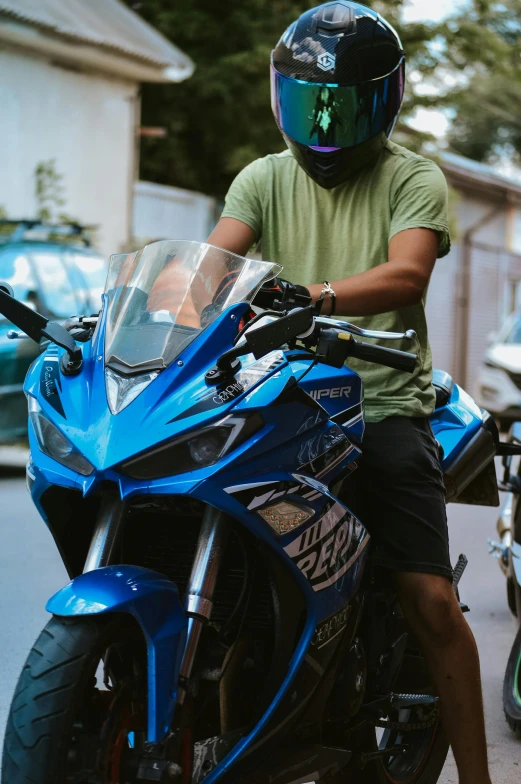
top-left (430, 381), bottom-right (484, 471)
top-left (46, 565), bottom-right (187, 742)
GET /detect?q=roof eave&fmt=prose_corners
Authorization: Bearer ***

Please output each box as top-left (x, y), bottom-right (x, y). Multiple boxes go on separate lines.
top-left (440, 157), bottom-right (521, 203)
top-left (0, 20), bottom-right (194, 83)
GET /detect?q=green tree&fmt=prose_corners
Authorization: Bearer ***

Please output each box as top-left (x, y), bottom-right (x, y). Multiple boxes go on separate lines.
top-left (125, 0), bottom-right (521, 197)
top-left (444, 1), bottom-right (521, 163)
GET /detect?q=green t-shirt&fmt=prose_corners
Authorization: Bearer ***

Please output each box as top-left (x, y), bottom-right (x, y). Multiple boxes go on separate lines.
top-left (221, 140), bottom-right (450, 423)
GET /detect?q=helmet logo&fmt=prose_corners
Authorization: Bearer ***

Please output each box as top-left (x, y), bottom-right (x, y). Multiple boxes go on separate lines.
top-left (317, 52), bottom-right (336, 72)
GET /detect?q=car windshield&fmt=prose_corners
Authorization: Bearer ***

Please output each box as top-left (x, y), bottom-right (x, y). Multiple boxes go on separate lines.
top-left (506, 315), bottom-right (521, 345)
top-left (104, 240), bottom-right (282, 375)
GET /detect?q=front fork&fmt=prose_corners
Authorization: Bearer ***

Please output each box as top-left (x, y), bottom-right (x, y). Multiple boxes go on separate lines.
top-left (83, 497), bottom-right (230, 707)
top-left (178, 506), bottom-right (229, 703)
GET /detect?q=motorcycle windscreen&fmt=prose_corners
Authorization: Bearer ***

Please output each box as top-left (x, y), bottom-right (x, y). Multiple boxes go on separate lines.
top-left (103, 240), bottom-right (281, 375)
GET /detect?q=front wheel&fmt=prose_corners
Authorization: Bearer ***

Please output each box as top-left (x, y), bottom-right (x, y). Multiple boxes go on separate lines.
top-left (2, 615), bottom-right (147, 784)
top-left (503, 624), bottom-right (521, 736)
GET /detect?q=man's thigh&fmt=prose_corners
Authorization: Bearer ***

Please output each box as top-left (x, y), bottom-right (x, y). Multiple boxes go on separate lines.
top-left (341, 416), bottom-right (452, 580)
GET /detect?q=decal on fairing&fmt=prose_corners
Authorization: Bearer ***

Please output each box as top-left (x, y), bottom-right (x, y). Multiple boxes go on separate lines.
top-left (284, 504), bottom-right (369, 592)
top-left (168, 352), bottom-right (285, 423)
top-left (224, 427), bottom-right (356, 509)
top-left (39, 350), bottom-right (65, 418)
top-left (225, 479), bottom-right (325, 511)
top-left (331, 402), bottom-right (363, 427)
top-left (308, 386), bottom-right (352, 401)
top-left (311, 604), bottom-right (352, 649)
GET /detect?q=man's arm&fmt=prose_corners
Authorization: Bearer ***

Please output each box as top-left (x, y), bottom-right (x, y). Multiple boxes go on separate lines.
top-left (208, 222), bottom-right (438, 318)
top-left (207, 218), bottom-right (256, 257)
top-left (307, 228), bottom-right (439, 317)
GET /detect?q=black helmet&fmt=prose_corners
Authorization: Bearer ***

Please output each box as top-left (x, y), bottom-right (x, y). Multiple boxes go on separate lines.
top-left (271, 1), bottom-right (405, 188)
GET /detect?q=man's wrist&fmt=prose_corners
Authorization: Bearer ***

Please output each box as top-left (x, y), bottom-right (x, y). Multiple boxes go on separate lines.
top-left (309, 283), bottom-right (336, 315)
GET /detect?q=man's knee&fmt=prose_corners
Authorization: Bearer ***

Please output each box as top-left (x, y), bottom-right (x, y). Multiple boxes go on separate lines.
top-left (396, 572), bottom-right (463, 647)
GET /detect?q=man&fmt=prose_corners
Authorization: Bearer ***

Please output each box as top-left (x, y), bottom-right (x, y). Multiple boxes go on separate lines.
top-left (207, 3), bottom-right (492, 783)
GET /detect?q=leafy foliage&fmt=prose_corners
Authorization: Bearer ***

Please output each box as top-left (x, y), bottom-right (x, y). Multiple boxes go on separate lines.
top-left (444, 1), bottom-right (521, 163)
top-left (124, 0), bottom-right (521, 197)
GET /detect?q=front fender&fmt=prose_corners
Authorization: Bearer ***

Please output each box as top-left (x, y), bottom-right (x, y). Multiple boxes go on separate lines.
top-left (47, 565), bottom-right (187, 742)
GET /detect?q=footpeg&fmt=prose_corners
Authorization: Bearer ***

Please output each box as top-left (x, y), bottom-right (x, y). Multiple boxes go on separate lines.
top-left (390, 693), bottom-right (438, 709)
top-left (362, 693), bottom-right (439, 732)
top-left (452, 553), bottom-right (468, 589)
top-left (362, 692), bottom-right (437, 715)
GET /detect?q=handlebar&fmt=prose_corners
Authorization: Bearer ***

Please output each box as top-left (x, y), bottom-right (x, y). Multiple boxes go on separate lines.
top-left (305, 315), bottom-right (418, 374)
top-left (212, 306), bottom-right (418, 382)
top-left (342, 335), bottom-right (417, 373)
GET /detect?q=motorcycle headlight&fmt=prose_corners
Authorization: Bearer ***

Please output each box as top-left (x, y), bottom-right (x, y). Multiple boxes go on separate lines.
top-left (29, 398), bottom-right (94, 476)
top-left (121, 413), bottom-right (263, 480)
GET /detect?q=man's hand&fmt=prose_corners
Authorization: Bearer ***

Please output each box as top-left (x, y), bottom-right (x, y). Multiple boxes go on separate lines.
top-left (307, 228), bottom-right (439, 317)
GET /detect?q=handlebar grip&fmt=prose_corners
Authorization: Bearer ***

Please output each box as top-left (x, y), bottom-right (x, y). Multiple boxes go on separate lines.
top-left (350, 340), bottom-right (418, 373)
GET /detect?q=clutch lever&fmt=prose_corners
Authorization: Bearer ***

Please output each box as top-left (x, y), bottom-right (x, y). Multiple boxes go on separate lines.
top-left (314, 317), bottom-right (416, 342)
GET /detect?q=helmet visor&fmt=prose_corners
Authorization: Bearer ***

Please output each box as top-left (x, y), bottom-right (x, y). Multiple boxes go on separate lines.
top-left (270, 58), bottom-right (405, 149)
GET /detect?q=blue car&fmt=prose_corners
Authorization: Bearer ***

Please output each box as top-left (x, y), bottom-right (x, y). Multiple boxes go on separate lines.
top-left (0, 221), bottom-right (106, 441)
top-left (0, 240), bottom-right (505, 784)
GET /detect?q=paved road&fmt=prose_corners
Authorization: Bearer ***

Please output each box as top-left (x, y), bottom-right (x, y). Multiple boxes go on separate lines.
top-left (0, 473), bottom-right (519, 780)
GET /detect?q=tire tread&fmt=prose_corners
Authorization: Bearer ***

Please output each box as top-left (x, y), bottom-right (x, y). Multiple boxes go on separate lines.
top-left (1, 616), bottom-right (107, 784)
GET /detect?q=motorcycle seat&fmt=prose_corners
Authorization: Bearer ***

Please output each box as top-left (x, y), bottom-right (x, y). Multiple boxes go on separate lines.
top-left (433, 369), bottom-right (454, 409)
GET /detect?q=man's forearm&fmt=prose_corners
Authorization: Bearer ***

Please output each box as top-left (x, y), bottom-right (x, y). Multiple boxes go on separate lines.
top-left (307, 260), bottom-right (428, 317)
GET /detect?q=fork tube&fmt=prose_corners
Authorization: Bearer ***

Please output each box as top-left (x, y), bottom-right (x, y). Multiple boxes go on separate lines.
top-left (178, 506), bottom-right (229, 703)
top-left (83, 491), bottom-right (124, 573)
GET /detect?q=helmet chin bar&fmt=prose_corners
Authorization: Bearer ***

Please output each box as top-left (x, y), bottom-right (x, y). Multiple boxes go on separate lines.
top-left (283, 132), bottom-right (387, 190)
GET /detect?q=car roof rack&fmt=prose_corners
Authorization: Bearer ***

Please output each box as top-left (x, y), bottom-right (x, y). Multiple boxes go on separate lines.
top-left (0, 219), bottom-right (96, 247)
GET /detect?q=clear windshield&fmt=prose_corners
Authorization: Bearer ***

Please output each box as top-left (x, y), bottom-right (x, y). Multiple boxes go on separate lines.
top-left (104, 240), bottom-right (282, 375)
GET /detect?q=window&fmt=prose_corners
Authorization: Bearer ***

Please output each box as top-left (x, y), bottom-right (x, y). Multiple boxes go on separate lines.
top-left (0, 250), bottom-right (39, 305)
top-left (508, 207), bottom-right (521, 256)
top-left (30, 252), bottom-right (80, 318)
top-left (64, 253), bottom-right (107, 311)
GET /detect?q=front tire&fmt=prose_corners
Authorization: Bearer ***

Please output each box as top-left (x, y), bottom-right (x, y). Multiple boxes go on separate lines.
top-left (2, 614), bottom-right (147, 784)
top-left (503, 624), bottom-right (521, 736)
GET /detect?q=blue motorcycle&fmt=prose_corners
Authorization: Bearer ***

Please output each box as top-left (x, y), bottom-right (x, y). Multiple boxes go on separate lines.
top-left (0, 241), bottom-right (504, 783)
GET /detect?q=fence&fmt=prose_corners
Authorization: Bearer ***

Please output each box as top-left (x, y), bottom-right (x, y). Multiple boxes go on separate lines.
top-left (133, 181), bottom-right (218, 244)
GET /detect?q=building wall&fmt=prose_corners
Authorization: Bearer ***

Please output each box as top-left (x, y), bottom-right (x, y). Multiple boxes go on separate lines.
top-left (133, 181), bottom-right (217, 245)
top-left (0, 46), bottom-right (138, 258)
top-left (427, 184), bottom-right (521, 393)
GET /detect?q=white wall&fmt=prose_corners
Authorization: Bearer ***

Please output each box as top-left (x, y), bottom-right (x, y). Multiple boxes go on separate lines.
top-left (133, 181), bottom-right (217, 245)
top-left (0, 46), bottom-right (138, 258)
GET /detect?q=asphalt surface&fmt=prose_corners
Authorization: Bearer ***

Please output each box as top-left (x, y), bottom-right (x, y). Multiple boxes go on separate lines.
top-left (0, 472), bottom-right (519, 781)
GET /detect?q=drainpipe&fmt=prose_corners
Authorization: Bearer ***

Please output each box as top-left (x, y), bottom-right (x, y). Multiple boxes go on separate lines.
top-left (455, 203), bottom-right (505, 388)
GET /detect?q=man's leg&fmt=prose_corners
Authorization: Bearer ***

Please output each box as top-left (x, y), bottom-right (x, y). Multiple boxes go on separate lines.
top-left (395, 571), bottom-right (491, 784)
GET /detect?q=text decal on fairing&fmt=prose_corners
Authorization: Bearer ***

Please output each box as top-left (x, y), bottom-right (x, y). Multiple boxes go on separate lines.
top-left (284, 503), bottom-right (368, 592)
top-left (309, 387), bottom-right (352, 401)
top-left (312, 605), bottom-right (352, 649)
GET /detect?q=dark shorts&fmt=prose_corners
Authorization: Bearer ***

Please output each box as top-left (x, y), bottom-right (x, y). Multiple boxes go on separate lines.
top-left (341, 416), bottom-right (453, 580)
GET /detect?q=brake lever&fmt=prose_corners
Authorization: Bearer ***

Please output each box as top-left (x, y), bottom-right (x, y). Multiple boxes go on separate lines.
top-left (314, 317), bottom-right (416, 342)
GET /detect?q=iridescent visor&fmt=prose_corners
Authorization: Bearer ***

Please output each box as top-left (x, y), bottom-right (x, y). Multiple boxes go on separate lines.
top-left (270, 59), bottom-right (405, 149)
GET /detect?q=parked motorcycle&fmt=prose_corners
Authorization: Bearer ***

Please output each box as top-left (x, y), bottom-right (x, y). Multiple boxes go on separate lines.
top-left (490, 430), bottom-right (521, 735)
top-left (0, 240), bottom-right (506, 783)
